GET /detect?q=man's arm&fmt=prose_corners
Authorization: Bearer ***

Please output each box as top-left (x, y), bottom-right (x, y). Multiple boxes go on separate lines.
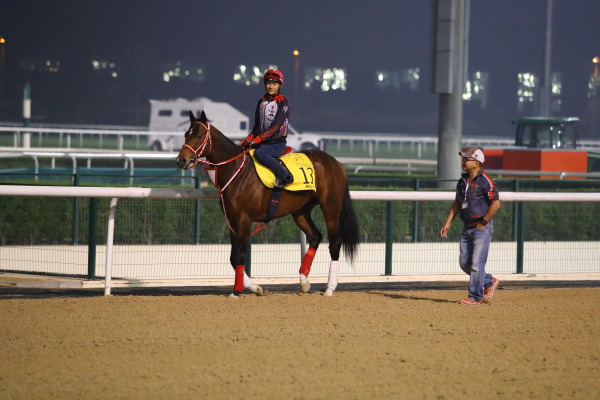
top-left (440, 200), bottom-right (461, 238)
top-left (480, 199), bottom-right (500, 225)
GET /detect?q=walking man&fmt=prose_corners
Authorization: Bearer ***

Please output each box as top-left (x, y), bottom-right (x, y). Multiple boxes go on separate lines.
top-left (440, 148), bottom-right (501, 305)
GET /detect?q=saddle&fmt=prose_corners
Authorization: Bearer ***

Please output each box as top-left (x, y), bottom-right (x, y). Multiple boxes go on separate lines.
top-left (249, 148), bottom-right (316, 192)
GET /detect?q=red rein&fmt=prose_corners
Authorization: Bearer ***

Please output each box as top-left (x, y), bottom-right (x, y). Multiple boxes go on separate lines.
top-left (181, 121), bottom-right (253, 236)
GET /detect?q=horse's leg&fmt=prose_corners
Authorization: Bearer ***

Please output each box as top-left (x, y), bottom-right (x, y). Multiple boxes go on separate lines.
top-left (228, 225), bottom-right (263, 298)
top-left (322, 213), bottom-right (343, 297)
top-left (292, 204), bottom-right (322, 293)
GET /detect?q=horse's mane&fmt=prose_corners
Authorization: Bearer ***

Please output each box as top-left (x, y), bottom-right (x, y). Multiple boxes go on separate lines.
top-left (195, 110), bottom-right (241, 149)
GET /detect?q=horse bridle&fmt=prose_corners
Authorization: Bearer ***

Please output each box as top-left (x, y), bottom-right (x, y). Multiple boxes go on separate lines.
top-left (181, 121), bottom-right (213, 168)
top-left (182, 121), bottom-right (251, 169)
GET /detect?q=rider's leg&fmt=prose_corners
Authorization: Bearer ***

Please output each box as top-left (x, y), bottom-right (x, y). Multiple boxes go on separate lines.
top-left (254, 143), bottom-right (292, 181)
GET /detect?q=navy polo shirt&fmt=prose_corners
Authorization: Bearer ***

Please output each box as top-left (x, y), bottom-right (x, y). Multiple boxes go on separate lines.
top-left (455, 171), bottom-right (499, 225)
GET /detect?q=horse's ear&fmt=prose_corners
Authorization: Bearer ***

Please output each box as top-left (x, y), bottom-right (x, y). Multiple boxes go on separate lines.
top-left (188, 110), bottom-right (196, 122)
top-left (200, 110), bottom-right (207, 123)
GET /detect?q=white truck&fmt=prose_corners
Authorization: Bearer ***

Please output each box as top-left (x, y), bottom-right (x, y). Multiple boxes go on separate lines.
top-left (286, 126), bottom-right (323, 151)
top-left (147, 97), bottom-right (323, 152)
top-left (147, 98), bottom-right (249, 151)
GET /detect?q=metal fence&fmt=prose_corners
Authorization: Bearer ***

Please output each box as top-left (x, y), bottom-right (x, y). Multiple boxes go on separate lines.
top-left (1, 183), bottom-right (599, 288)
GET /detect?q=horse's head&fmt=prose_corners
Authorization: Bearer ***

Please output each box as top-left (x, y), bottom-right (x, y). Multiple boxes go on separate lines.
top-left (176, 110), bottom-right (212, 169)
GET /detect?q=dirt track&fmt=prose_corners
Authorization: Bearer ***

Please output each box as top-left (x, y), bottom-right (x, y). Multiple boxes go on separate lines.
top-left (1, 286), bottom-right (599, 399)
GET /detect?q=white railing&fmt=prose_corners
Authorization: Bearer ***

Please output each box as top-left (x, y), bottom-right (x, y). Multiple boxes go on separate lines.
top-left (0, 150), bottom-right (188, 184)
top-left (4, 125), bottom-right (600, 154)
top-left (2, 150), bottom-right (599, 181)
top-left (2, 185), bottom-right (599, 202)
top-left (307, 130), bottom-right (600, 153)
top-left (0, 126), bottom-right (153, 150)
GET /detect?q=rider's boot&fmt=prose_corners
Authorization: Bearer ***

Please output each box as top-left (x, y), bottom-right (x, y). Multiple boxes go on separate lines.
top-left (275, 173), bottom-right (294, 189)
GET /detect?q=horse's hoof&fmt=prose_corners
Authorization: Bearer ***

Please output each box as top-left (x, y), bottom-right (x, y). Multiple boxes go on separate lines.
top-left (300, 274), bottom-right (310, 293)
top-left (229, 293), bottom-right (240, 299)
top-left (324, 288), bottom-right (334, 297)
top-left (300, 281), bottom-right (311, 293)
top-left (250, 285), bottom-right (264, 296)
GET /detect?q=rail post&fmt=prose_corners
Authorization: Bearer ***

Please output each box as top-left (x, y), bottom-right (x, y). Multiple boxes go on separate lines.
top-left (299, 231), bottom-right (307, 259)
top-left (512, 179), bottom-right (519, 241)
top-left (22, 83), bottom-right (31, 148)
top-left (104, 198), bottom-right (118, 296)
top-left (87, 198), bottom-right (98, 279)
top-left (384, 201), bottom-right (393, 275)
top-left (72, 173), bottom-right (80, 245)
top-left (513, 179), bottom-right (524, 273)
top-left (515, 200), bottom-right (525, 274)
top-left (412, 179), bottom-right (420, 243)
top-left (194, 176), bottom-right (201, 244)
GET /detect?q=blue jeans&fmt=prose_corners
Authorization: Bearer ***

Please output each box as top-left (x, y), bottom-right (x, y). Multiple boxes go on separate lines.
top-left (254, 142), bottom-right (289, 179)
top-left (459, 221), bottom-right (494, 301)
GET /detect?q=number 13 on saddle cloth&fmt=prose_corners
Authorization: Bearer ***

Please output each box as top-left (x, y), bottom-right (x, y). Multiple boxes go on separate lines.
top-left (249, 149), bottom-right (316, 191)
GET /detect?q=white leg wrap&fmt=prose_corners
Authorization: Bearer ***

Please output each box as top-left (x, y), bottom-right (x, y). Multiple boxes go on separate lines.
top-left (299, 273), bottom-right (310, 293)
top-left (243, 272), bottom-right (257, 291)
top-left (325, 260), bottom-right (340, 296)
top-left (300, 274), bottom-right (309, 285)
top-left (244, 272), bottom-right (264, 295)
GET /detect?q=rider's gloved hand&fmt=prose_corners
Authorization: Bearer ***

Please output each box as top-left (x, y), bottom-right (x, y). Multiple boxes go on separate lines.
top-left (240, 134), bottom-right (257, 150)
top-left (240, 140), bottom-right (256, 150)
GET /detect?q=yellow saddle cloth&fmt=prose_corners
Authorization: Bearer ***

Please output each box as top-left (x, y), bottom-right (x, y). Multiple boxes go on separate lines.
top-left (249, 149), bottom-right (316, 191)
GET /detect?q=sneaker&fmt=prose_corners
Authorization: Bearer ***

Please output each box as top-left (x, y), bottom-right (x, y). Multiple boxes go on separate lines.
top-left (484, 278), bottom-right (499, 301)
top-left (459, 298), bottom-right (483, 305)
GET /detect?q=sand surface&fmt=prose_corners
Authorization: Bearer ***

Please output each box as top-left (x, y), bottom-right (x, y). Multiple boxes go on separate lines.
top-left (1, 287), bottom-right (599, 399)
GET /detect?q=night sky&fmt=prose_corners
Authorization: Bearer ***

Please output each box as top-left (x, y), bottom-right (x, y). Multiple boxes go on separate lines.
top-left (1, 0), bottom-right (599, 136)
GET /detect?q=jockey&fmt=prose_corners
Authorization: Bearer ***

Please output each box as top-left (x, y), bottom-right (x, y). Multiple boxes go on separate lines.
top-left (240, 69), bottom-right (294, 189)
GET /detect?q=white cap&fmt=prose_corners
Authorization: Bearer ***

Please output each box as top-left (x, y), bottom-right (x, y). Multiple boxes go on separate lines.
top-left (459, 148), bottom-right (485, 163)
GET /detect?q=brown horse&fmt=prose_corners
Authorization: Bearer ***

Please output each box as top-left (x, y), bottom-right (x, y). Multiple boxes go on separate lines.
top-left (176, 111), bottom-right (359, 298)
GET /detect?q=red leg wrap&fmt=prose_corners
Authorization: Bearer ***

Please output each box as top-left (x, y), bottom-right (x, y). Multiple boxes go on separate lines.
top-left (234, 265), bottom-right (245, 293)
top-left (299, 247), bottom-right (317, 277)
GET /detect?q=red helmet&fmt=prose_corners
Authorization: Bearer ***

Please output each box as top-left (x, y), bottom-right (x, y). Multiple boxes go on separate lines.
top-left (264, 69), bottom-right (284, 85)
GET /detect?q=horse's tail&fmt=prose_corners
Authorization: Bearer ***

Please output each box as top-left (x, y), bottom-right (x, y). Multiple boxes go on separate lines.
top-left (340, 183), bottom-right (360, 261)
